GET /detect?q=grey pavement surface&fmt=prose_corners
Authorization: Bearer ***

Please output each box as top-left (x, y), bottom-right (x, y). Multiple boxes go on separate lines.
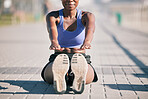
top-left (0, 1), bottom-right (148, 99)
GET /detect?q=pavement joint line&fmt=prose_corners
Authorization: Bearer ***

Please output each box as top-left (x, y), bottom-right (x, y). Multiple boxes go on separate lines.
top-left (121, 68), bottom-right (138, 96)
top-left (111, 66), bottom-right (123, 97)
top-left (0, 2), bottom-right (148, 98)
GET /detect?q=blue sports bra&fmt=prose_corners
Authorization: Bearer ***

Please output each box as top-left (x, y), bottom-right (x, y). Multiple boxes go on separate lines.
top-left (57, 9), bottom-right (85, 48)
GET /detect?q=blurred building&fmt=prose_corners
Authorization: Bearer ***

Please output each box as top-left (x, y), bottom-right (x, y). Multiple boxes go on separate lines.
top-left (0, 0), bottom-right (52, 25)
top-left (96, 0), bottom-right (148, 32)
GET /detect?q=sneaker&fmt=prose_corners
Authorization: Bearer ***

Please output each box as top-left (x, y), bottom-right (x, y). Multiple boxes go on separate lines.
top-left (52, 54), bottom-right (69, 94)
top-left (71, 53), bottom-right (88, 94)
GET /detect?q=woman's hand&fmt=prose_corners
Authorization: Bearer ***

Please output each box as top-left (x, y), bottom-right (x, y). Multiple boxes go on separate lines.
top-left (81, 42), bottom-right (91, 49)
top-left (49, 42), bottom-right (64, 51)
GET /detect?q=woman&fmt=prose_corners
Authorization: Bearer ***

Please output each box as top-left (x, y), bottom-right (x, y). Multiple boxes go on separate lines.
top-left (41, 0), bottom-right (98, 94)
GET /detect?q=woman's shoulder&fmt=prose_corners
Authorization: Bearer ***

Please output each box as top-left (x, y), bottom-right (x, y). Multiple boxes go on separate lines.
top-left (46, 10), bottom-right (60, 19)
top-left (82, 11), bottom-right (94, 18)
top-left (81, 10), bottom-right (95, 24)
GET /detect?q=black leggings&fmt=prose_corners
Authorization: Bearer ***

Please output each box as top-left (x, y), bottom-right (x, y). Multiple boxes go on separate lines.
top-left (41, 53), bottom-right (98, 83)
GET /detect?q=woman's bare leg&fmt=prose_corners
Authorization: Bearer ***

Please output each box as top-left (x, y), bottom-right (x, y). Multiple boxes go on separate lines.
top-left (86, 64), bottom-right (94, 84)
top-left (43, 63), bottom-right (94, 85)
top-left (43, 62), bottom-right (54, 84)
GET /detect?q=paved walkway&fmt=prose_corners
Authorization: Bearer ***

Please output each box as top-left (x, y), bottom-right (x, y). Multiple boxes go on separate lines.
top-left (0, 0), bottom-right (148, 99)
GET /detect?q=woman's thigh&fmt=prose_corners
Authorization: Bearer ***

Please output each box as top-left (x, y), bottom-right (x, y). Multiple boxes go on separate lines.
top-left (43, 63), bottom-right (95, 84)
top-left (43, 62), bottom-right (54, 84)
top-left (86, 64), bottom-right (94, 84)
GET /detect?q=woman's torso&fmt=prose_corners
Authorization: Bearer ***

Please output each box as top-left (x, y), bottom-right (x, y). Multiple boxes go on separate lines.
top-left (52, 9), bottom-right (87, 53)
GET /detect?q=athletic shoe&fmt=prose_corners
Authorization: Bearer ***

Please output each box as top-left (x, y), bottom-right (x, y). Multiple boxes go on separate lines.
top-left (71, 53), bottom-right (88, 94)
top-left (52, 54), bottom-right (69, 94)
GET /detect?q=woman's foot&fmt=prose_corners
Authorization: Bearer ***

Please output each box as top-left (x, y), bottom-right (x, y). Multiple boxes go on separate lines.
top-left (52, 54), bottom-right (69, 94)
top-left (71, 53), bottom-right (88, 94)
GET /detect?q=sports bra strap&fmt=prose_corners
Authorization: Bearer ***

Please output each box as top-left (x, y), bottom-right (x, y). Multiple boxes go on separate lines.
top-left (77, 9), bottom-right (82, 19)
top-left (59, 9), bottom-right (82, 19)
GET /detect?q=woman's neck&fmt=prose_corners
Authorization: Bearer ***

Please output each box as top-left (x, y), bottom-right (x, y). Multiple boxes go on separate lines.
top-left (63, 9), bottom-right (77, 19)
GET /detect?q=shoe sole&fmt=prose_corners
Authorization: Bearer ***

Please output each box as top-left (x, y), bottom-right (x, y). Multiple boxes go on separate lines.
top-left (71, 53), bottom-right (88, 94)
top-left (52, 54), bottom-right (69, 94)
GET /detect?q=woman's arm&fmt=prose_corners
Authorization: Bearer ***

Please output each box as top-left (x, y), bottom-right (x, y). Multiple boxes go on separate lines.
top-left (81, 12), bottom-right (95, 49)
top-left (46, 11), bottom-right (62, 50)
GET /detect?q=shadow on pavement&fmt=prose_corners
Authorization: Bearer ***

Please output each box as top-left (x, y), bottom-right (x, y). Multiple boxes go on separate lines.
top-left (118, 26), bottom-right (148, 38)
top-left (0, 80), bottom-right (74, 94)
top-left (99, 23), bottom-right (148, 92)
top-left (100, 24), bottom-right (148, 78)
top-left (104, 84), bottom-right (148, 92)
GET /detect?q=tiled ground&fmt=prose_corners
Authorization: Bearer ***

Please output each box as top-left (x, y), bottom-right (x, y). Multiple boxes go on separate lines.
top-left (0, 0), bottom-right (148, 99)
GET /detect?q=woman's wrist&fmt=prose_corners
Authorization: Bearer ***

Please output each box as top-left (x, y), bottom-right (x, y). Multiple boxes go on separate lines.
top-left (84, 39), bottom-right (91, 44)
top-left (51, 40), bottom-right (59, 44)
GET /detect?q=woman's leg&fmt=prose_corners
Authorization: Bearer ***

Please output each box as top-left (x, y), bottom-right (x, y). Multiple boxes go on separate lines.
top-left (43, 62), bottom-right (54, 84)
top-left (43, 62), bottom-right (95, 85)
top-left (86, 64), bottom-right (94, 84)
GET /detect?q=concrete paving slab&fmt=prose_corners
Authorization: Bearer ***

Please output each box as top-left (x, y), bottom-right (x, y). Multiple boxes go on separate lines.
top-left (0, 0), bottom-right (148, 99)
